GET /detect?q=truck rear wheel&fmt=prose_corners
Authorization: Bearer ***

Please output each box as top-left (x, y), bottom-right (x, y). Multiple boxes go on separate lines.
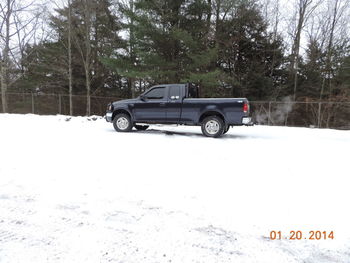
top-left (201, 116), bottom-right (225, 138)
top-left (113, 113), bottom-right (132, 132)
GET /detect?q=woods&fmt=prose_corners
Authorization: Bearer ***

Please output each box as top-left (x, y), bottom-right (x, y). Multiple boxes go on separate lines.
top-left (0, 0), bottom-right (349, 117)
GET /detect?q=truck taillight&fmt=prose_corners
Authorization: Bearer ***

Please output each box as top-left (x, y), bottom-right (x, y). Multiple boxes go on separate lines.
top-left (243, 102), bottom-right (249, 113)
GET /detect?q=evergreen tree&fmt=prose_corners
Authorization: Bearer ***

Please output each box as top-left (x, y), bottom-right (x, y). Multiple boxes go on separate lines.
top-left (19, 0), bottom-right (123, 97)
top-left (215, 0), bottom-right (286, 100)
top-left (299, 39), bottom-right (326, 98)
top-left (337, 55), bottom-right (350, 95)
top-left (103, 0), bottom-right (220, 96)
top-left (299, 40), bottom-right (350, 100)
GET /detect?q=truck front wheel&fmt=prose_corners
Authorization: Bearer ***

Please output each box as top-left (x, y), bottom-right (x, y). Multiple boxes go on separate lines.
top-left (113, 113), bottom-right (133, 132)
top-left (201, 116), bottom-right (225, 138)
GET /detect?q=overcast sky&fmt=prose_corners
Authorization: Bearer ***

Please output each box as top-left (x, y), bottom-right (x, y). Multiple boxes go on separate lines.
top-left (1, 0), bottom-right (349, 59)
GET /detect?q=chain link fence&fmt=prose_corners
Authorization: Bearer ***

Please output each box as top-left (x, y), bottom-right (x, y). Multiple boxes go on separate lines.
top-left (250, 101), bottom-right (350, 129)
top-left (1, 93), bottom-right (349, 129)
top-left (1, 93), bottom-right (121, 117)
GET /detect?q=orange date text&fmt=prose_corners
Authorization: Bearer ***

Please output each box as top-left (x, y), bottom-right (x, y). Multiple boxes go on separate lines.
top-left (269, 230), bottom-right (334, 240)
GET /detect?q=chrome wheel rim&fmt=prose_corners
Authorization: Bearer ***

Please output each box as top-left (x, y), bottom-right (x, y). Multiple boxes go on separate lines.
top-left (205, 120), bottom-right (220, 135)
top-left (117, 117), bottom-right (129, 130)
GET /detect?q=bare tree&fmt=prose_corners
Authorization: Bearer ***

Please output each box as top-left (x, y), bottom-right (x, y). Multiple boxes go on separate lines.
top-left (289, 0), bottom-right (320, 100)
top-left (84, 0), bottom-right (92, 116)
top-left (50, 0), bottom-right (75, 115)
top-left (128, 0), bottom-right (136, 98)
top-left (320, 0), bottom-right (349, 99)
top-left (261, 0), bottom-right (281, 79)
top-left (0, 0), bottom-right (11, 113)
top-left (212, 0), bottom-right (237, 39)
top-left (68, 0), bottom-right (73, 115)
top-left (74, 0), bottom-right (92, 116)
top-left (0, 0), bottom-right (44, 113)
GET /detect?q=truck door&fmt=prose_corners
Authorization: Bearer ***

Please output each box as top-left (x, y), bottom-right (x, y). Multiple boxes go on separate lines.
top-left (133, 86), bottom-right (167, 122)
top-left (165, 85), bottom-right (182, 123)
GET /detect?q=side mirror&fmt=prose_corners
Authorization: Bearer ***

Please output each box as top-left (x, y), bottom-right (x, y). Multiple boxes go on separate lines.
top-left (140, 94), bottom-right (146, 101)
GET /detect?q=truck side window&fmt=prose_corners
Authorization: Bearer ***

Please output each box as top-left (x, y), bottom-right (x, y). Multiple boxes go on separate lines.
top-left (145, 87), bottom-right (165, 99)
top-left (169, 86), bottom-right (180, 100)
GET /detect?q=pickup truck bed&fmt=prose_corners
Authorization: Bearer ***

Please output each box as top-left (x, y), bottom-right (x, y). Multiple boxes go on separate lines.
top-left (181, 98), bottom-right (249, 125)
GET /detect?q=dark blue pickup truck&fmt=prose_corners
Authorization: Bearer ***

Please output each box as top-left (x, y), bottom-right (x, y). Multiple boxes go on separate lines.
top-left (106, 83), bottom-right (252, 137)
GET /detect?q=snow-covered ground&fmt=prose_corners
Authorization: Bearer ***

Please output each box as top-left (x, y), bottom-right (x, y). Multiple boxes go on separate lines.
top-left (0, 114), bottom-right (349, 263)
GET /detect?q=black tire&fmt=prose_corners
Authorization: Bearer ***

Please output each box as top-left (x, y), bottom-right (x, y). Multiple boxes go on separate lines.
top-left (201, 116), bottom-right (225, 138)
top-left (113, 113), bottom-right (133, 132)
top-left (134, 125), bottom-right (149, 131)
top-left (223, 125), bottom-right (230, 134)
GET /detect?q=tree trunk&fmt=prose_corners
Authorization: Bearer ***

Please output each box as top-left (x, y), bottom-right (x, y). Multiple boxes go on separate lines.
top-left (290, 0), bottom-right (316, 101)
top-left (84, 0), bottom-right (92, 116)
top-left (324, 0), bottom-right (339, 97)
top-left (129, 0), bottom-right (135, 98)
top-left (206, 0), bottom-right (212, 35)
top-left (270, 0), bottom-right (280, 78)
top-left (291, 2), bottom-right (305, 101)
top-left (85, 66), bottom-right (91, 116)
top-left (214, 0), bottom-right (221, 42)
top-left (1, 61), bottom-right (8, 113)
top-left (319, 77), bottom-right (326, 100)
top-left (68, 0), bottom-right (73, 115)
top-left (1, 0), bottom-right (11, 113)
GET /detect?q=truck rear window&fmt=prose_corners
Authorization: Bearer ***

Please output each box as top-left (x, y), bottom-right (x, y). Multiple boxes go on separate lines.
top-left (169, 86), bottom-right (181, 99)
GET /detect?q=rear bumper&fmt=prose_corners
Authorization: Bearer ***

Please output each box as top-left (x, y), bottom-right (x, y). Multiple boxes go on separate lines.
top-left (105, 112), bottom-right (113, 122)
top-left (242, 117), bottom-right (253, 126)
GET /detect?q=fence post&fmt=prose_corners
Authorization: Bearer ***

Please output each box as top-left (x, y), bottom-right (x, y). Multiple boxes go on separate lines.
top-left (31, 93), bottom-right (35, 114)
top-left (87, 95), bottom-right (91, 116)
top-left (268, 101), bottom-right (272, 126)
top-left (317, 102), bottom-right (322, 128)
top-left (58, 94), bottom-right (62, 115)
top-left (284, 102), bottom-right (290, 126)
